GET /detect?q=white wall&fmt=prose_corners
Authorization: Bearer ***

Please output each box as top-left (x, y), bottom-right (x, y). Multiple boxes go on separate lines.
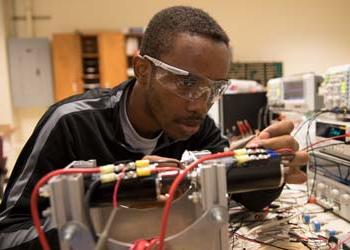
top-left (10, 0), bottom-right (350, 75)
top-left (0, 0), bottom-right (13, 125)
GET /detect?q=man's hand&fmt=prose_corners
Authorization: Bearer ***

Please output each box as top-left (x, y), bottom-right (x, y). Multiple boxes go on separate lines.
top-left (247, 120), bottom-right (309, 184)
top-left (142, 155), bottom-right (182, 167)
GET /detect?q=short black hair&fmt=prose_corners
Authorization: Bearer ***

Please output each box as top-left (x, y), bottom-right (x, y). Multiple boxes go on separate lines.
top-left (140, 6), bottom-right (230, 59)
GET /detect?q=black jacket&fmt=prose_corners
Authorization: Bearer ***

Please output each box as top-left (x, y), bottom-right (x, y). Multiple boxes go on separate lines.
top-left (0, 79), bottom-right (282, 249)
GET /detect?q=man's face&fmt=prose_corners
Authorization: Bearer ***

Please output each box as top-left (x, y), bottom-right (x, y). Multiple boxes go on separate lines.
top-left (144, 33), bottom-right (230, 140)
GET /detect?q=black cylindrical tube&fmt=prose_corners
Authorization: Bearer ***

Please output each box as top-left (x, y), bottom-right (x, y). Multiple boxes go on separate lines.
top-left (90, 176), bottom-right (158, 205)
top-left (226, 157), bottom-right (283, 194)
top-left (89, 174), bottom-right (190, 206)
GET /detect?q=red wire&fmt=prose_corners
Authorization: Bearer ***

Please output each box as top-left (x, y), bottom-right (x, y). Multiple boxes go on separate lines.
top-left (130, 238), bottom-right (159, 250)
top-left (342, 234), bottom-right (350, 245)
top-left (244, 120), bottom-right (253, 134)
top-left (275, 148), bottom-right (295, 153)
top-left (151, 167), bottom-right (180, 173)
top-left (113, 169), bottom-right (126, 208)
top-left (302, 133), bottom-right (350, 151)
top-left (237, 121), bottom-right (244, 135)
top-left (157, 151), bottom-right (234, 250)
top-left (30, 167), bottom-right (101, 250)
top-left (331, 233), bottom-right (350, 250)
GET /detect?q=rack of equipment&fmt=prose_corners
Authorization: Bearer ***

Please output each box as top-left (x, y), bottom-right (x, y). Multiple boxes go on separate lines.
top-left (319, 64), bottom-right (350, 110)
top-left (307, 116), bottom-right (350, 222)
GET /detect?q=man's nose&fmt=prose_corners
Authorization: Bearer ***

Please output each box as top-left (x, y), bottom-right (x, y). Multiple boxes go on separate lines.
top-left (185, 96), bottom-right (209, 114)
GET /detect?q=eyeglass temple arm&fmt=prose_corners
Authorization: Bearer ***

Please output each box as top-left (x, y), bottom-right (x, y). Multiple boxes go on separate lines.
top-left (143, 55), bottom-right (189, 76)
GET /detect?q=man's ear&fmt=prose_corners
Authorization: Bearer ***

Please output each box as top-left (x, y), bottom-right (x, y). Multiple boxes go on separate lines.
top-left (133, 55), bottom-right (151, 85)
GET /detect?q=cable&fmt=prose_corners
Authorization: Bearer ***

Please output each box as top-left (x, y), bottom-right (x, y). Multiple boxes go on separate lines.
top-left (305, 208), bottom-right (333, 214)
top-left (245, 213), bottom-right (300, 237)
top-left (131, 238), bottom-right (159, 250)
top-left (340, 233), bottom-right (350, 247)
top-left (293, 109), bottom-right (331, 138)
top-left (305, 111), bottom-right (321, 199)
top-left (113, 169), bottom-right (126, 208)
top-left (244, 120), bottom-right (253, 135)
top-left (84, 178), bottom-right (101, 242)
top-left (302, 133), bottom-right (350, 151)
top-left (275, 148), bottom-right (295, 154)
top-left (237, 121), bottom-right (244, 136)
top-left (30, 167), bottom-right (101, 250)
top-left (306, 142), bottom-right (346, 152)
top-left (151, 167), bottom-right (180, 173)
top-left (95, 208), bottom-right (118, 250)
top-left (235, 233), bottom-right (292, 250)
top-left (157, 151), bottom-right (235, 250)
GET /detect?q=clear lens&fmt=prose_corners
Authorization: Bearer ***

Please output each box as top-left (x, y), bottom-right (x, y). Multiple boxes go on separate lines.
top-left (155, 68), bottom-right (228, 104)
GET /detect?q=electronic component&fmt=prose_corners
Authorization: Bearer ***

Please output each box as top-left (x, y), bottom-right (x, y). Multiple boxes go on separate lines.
top-left (311, 220), bottom-right (321, 232)
top-left (316, 119), bottom-right (350, 143)
top-left (319, 64), bottom-right (350, 110)
top-left (308, 151), bottom-right (350, 221)
top-left (267, 72), bottom-right (324, 111)
top-left (303, 214), bottom-right (311, 224)
top-left (326, 229), bottom-right (337, 237)
top-left (91, 151), bottom-right (283, 205)
top-left (219, 91), bottom-right (268, 136)
top-left (35, 148), bottom-right (285, 250)
top-left (315, 118), bottom-right (350, 161)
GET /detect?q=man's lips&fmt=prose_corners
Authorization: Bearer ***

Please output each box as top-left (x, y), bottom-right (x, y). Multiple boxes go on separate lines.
top-left (176, 119), bottom-right (203, 135)
top-left (180, 119), bottom-right (202, 127)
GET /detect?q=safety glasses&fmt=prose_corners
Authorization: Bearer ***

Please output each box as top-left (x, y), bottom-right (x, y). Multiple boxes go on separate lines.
top-left (143, 55), bottom-right (229, 104)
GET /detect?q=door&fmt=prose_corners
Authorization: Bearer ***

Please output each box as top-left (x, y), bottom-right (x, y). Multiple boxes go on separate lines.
top-left (52, 34), bottom-right (83, 101)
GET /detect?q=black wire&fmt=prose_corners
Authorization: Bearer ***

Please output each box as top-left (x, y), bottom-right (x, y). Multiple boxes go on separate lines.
top-left (84, 178), bottom-right (101, 242)
top-left (229, 213), bottom-right (249, 234)
top-left (235, 233), bottom-right (293, 250)
top-left (300, 240), bottom-right (313, 250)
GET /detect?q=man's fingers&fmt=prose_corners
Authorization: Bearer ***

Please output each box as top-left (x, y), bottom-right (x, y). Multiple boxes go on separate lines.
top-left (247, 120), bottom-right (295, 147)
top-left (142, 155), bottom-right (181, 167)
top-left (259, 120), bottom-right (294, 139)
top-left (142, 155), bottom-right (178, 162)
top-left (257, 135), bottom-right (299, 151)
top-left (285, 169), bottom-right (307, 184)
top-left (288, 151), bottom-right (309, 167)
top-left (284, 151), bottom-right (309, 184)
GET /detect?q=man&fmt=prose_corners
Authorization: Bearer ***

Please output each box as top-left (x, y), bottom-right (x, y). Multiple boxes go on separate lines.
top-left (0, 6), bottom-right (308, 249)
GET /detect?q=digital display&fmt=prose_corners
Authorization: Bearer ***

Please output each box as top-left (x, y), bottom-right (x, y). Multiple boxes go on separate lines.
top-left (316, 122), bottom-right (347, 142)
top-left (283, 79), bottom-right (304, 100)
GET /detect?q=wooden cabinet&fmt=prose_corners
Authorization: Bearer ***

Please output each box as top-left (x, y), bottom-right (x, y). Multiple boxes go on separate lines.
top-left (52, 32), bottom-right (127, 101)
top-left (98, 32), bottom-right (127, 88)
top-left (52, 34), bottom-right (83, 101)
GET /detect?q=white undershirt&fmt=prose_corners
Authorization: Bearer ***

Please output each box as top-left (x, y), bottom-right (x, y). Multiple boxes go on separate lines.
top-left (119, 86), bottom-right (162, 155)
